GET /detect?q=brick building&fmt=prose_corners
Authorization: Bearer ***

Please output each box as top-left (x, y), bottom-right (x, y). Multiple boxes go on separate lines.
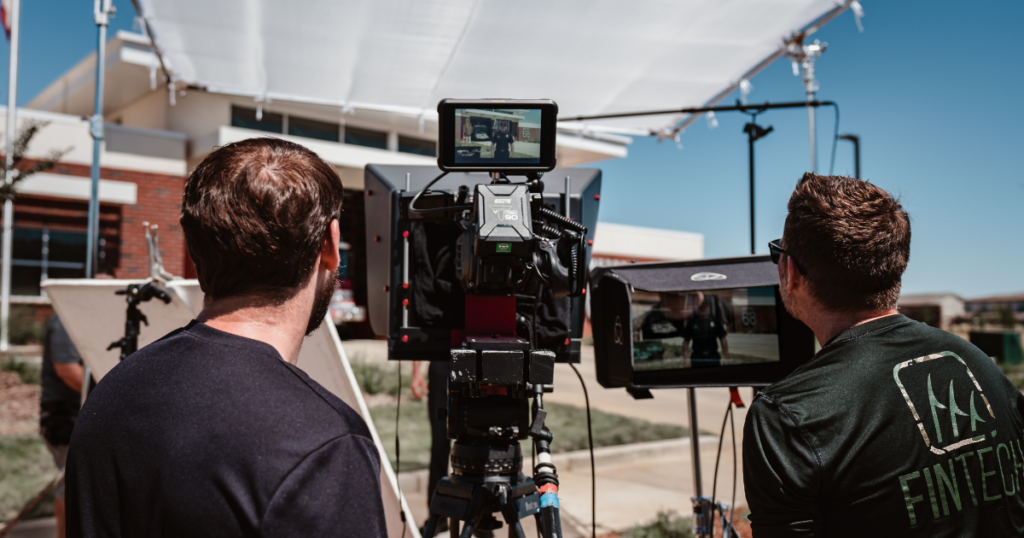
top-left (17, 30), bottom-right (629, 336)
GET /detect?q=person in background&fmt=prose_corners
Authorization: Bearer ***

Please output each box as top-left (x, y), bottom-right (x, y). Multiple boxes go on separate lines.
top-left (410, 360), bottom-right (450, 536)
top-left (39, 315), bottom-right (86, 538)
top-left (490, 121), bottom-right (515, 160)
top-left (681, 299), bottom-right (730, 368)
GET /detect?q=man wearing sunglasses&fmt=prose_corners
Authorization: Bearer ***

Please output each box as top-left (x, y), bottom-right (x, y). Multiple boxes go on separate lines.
top-left (743, 173), bottom-right (1024, 536)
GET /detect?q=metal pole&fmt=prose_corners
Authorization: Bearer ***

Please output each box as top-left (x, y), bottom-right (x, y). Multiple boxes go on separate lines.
top-left (1, 0), bottom-right (21, 352)
top-left (807, 93), bottom-right (816, 173)
top-left (86, 0), bottom-right (113, 278)
top-left (689, 388), bottom-right (702, 497)
top-left (748, 131), bottom-right (755, 255)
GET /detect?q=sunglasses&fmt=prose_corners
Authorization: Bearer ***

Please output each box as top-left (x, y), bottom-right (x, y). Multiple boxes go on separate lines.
top-left (768, 239), bottom-right (786, 265)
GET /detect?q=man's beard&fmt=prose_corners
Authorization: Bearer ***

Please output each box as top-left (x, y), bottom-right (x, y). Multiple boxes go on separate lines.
top-left (306, 268), bottom-right (339, 336)
top-left (778, 274), bottom-right (801, 321)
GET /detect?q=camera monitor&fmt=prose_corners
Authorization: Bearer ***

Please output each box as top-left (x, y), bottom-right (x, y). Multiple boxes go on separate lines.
top-left (590, 256), bottom-right (816, 389)
top-left (437, 99), bottom-right (558, 172)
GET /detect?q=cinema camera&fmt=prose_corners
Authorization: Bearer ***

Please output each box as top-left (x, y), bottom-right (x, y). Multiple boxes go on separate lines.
top-left (364, 99), bottom-right (597, 538)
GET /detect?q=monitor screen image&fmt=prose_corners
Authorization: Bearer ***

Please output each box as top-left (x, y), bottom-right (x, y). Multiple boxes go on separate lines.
top-left (453, 108), bottom-right (542, 165)
top-left (630, 286), bottom-right (780, 372)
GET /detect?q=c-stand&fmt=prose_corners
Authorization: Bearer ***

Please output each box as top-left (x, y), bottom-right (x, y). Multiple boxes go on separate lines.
top-left (107, 281), bottom-right (171, 361)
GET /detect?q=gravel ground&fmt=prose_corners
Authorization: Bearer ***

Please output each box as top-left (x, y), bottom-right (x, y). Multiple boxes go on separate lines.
top-left (0, 371), bottom-right (40, 435)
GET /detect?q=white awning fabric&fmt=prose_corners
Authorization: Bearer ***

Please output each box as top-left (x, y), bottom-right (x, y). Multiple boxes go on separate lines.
top-left (136, 0), bottom-right (853, 136)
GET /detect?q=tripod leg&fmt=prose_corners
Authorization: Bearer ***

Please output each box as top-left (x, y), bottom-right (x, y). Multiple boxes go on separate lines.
top-left (499, 504), bottom-right (526, 538)
top-left (421, 514), bottom-right (440, 538)
top-left (459, 520), bottom-right (478, 538)
top-left (449, 517), bottom-right (460, 537)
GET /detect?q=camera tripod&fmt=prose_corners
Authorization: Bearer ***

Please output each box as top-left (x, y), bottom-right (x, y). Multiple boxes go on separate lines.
top-left (421, 384), bottom-right (563, 538)
top-left (107, 281), bottom-right (171, 361)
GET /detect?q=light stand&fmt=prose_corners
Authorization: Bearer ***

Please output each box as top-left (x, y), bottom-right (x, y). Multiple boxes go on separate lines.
top-left (786, 38), bottom-right (827, 173)
top-left (742, 119), bottom-right (773, 255)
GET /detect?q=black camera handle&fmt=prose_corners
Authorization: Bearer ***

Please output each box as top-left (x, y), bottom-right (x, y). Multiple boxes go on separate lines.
top-left (107, 282), bottom-right (172, 361)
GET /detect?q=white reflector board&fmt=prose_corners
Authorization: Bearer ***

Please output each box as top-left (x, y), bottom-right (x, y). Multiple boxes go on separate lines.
top-left (42, 278), bottom-right (419, 538)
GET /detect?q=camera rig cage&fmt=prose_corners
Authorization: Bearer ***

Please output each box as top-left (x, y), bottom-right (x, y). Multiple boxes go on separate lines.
top-left (364, 165), bottom-right (600, 364)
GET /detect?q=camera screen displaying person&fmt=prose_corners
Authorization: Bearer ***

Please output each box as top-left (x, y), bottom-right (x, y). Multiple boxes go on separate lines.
top-left (453, 108), bottom-right (542, 165)
top-left (632, 286), bottom-right (779, 371)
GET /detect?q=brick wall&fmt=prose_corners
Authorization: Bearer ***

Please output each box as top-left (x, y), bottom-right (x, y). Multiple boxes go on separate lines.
top-left (12, 159), bottom-right (187, 280)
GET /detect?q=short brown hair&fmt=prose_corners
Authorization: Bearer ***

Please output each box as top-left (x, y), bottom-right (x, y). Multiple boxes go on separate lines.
top-left (180, 138), bottom-right (343, 301)
top-left (783, 173), bottom-right (910, 312)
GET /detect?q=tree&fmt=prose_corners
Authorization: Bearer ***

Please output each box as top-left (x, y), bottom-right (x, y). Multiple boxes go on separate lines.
top-left (0, 120), bottom-right (72, 199)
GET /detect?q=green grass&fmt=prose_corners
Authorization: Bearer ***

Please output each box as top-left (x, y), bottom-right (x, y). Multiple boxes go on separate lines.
top-left (370, 400), bottom-right (687, 473)
top-left (349, 356), bottom-right (412, 397)
top-left (620, 511), bottom-right (693, 538)
top-left (0, 434), bottom-right (57, 521)
top-left (1, 356), bottom-right (42, 385)
top-left (999, 362), bottom-right (1024, 389)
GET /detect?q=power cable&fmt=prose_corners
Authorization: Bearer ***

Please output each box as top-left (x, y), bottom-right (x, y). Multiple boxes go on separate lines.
top-left (568, 362), bottom-right (596, 538)
top-left (408, 171), bottom-right (473, 214)
top-left (710, 401), bottom-right (739, 537)
top-left (396, 364), bottom-right (407, 538)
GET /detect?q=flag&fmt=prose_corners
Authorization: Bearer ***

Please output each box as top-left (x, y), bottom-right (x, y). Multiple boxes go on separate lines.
top-left (1, 0), bottom-right (10, 40)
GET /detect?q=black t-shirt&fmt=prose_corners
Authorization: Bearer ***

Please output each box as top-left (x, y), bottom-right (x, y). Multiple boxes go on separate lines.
top-left (492, 130), bottom-right (514, 154)
top-left (40, 315), bottom-right (83, 413)
top-left (65, 321), bottom-right (388, 538)
top-left (743, 314), bottom-right (1024, 537)
top-left (681, 315), bottom-right (727, 358)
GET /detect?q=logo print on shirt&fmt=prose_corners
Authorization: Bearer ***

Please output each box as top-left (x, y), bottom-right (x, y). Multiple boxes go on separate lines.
top-left (893, 351), bottom-right (997, 455)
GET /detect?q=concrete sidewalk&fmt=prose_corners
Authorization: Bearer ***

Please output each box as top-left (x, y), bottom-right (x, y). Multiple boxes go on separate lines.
top-left (343, 340), bottom-right (750, 535)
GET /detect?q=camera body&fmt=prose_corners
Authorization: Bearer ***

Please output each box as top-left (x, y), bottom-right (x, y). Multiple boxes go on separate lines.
top-left (363, 165), bottom-right (599, 365)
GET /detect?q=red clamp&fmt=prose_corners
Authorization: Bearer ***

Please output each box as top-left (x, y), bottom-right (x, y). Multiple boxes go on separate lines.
top-left (538, 484), bottom-right (558, 495)
top-left (729, 387), bottom-right (746, 408)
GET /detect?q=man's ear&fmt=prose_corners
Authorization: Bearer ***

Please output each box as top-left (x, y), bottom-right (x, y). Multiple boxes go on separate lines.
top-left (320, 219), bottom-right (341, 271)
top-left (785, 255), bottom-right (801, 295)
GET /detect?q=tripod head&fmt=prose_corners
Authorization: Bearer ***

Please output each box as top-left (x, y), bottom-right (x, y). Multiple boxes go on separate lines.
top-left (107, 282), bottom-right (172, 361)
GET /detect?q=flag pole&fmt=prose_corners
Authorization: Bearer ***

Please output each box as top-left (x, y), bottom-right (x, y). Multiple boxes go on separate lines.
top-left (1, 0), bottom-right (21, 352)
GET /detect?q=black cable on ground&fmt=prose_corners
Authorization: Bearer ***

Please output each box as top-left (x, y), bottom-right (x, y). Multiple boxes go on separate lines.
top-left (396, 364), bottom-right (407, 537)
top-left (729, 400), bottom-right (737, 529)
top-left (568, 362), bottom-right (596, 538)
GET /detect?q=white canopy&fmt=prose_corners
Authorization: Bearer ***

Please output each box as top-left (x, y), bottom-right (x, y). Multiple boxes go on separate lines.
top-left (136, 0), bottom-right (856, 136)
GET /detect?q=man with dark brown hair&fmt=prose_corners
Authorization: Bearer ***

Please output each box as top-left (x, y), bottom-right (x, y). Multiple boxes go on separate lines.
top-left (64, 138), bottom-right (387, 537)
top-left (744, 173), bottom-right (1024, 536)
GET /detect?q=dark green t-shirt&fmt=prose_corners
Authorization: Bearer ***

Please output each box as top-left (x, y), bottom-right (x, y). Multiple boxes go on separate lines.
top-left (743, 314), bottom-right (1024, 537)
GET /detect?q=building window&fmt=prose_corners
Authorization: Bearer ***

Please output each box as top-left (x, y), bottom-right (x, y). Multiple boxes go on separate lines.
top-left (231, 106), bottom-right (283, 133)
top-left (288, 116), bottom-right (340, 142)
top-left (11, 227), bottom-right (87, 296)
top-left (344, 126), bottom-right (388, 150)
top-left (398, 135), bottom-right (436, 157)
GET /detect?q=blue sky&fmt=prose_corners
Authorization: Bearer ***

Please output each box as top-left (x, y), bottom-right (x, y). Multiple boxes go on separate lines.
top-left (1, 1), bottom-right (1021, 298)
